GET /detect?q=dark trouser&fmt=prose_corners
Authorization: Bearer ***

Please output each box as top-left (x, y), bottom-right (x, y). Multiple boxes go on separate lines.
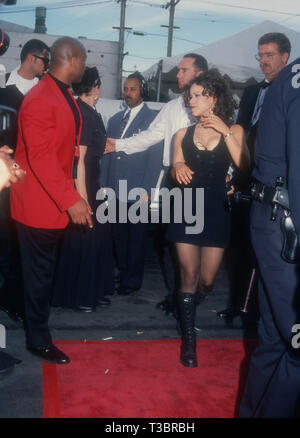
top-left (227, 201), bottom-right (259, 317)
top-left (112, 202), bottom-right (148, 290)
top-left (0, 189), bottom-right (24, 315)
top-left (239, 201), bottom-right (300, 418)
top-left (15, 222), bottom-right (64, 349)
top-left (150, 222), bottom-right (177, 293)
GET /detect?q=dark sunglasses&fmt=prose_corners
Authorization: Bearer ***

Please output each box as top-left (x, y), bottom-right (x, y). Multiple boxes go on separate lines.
top-left (33, 54), bottom-right (50, 67)
top-left (93, 78), bottom-right (102, 87)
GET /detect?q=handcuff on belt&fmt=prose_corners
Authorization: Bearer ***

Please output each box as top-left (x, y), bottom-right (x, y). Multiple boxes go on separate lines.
top-left (236, 177), bottom-right (299, 263)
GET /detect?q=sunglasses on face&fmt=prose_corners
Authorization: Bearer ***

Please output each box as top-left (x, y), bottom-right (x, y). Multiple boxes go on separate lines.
top-left (94, 78), bottom-right (102, 87)
top-left (33, 54), bottom-right (50, 68)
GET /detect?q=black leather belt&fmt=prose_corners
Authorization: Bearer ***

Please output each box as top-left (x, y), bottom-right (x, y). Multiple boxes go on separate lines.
top-left (251, 181), bottom-right (277, 204)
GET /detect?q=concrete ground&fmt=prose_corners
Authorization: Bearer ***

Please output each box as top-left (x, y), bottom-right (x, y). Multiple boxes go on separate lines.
top-left (0, 244), bottom-right (257, 419)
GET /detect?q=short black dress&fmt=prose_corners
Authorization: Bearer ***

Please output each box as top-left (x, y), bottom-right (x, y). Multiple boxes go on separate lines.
top-left (166, 124), bottom-right (232, 248)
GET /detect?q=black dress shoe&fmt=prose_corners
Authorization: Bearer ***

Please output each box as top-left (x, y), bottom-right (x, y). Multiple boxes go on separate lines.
top-left (0, 351), bottom-right (22, 380)
top-left (116, 287), bottom-right (136, 296)
top-left (217, 307), bottom-right (242, 325)
top-left (77, 305), bottom-right (93, 313)
top-left (28, 344), bottom-right (70, 364)
top-left (0, 305), bottom-right (24, 323)
top-left (217, 308), bottom-right (241, 318)
top-left (156, 293), bottom-right (178, 318)
top-left (97, 297), bottom-right (111, 307)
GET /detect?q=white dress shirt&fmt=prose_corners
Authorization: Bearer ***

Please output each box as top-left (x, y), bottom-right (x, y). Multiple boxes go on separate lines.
top-left (116, 95), bottom-right (194, 167)
top-left (121, 101), bottom-right (144, 138)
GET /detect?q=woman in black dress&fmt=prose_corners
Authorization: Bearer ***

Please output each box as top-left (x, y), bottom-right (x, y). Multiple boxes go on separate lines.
top-left (52, 67), bottom-right (114, 311)
top-left (166, 69), bottom-right (249, 367)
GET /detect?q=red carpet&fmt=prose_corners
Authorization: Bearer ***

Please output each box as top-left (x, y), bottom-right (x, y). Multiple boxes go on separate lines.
top-left (42, 339), bottom-right (257, 418)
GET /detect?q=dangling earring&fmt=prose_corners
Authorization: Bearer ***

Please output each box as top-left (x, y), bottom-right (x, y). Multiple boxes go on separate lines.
top-left (210, 106), bottom-right (214, 114)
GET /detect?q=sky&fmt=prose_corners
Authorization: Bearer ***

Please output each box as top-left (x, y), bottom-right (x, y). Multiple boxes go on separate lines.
top-left (0, 0), bottom-right (300, 74)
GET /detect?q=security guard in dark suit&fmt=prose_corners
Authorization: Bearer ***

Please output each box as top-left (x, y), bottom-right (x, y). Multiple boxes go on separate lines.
top-left (239, 57), bottom-right (300, 418)
top-left (218, 33), bottom-right (291, 326)
top-left (100, 73), bottom-right (164, 296)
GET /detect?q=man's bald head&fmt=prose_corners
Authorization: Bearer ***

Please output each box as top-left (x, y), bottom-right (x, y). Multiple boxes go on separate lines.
top-left (49, 36), bottom-right (87, 85)
top-left (50, 36), bottom-right (86, 66)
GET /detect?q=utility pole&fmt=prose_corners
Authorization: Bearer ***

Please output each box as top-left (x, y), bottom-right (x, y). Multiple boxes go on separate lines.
top-left (161, 0), bottom-right (180, 57)
top-left (113, 0), bottom-right (132, 98)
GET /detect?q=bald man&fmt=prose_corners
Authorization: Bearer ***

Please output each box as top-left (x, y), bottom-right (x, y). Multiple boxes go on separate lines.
top-left (10, 37), bottom-right (92, 364)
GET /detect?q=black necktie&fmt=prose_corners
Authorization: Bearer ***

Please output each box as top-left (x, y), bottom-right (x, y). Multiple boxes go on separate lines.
top-left (250, 82), bottom-right (271, 127)
top-left (261, 81), bottom-right (271, 89)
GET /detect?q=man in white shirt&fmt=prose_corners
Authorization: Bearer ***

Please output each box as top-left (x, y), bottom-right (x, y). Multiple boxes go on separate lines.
top-left (105, 53), bottom-right (208, 169)
top-left (6, 38), bottom-right (50, 98)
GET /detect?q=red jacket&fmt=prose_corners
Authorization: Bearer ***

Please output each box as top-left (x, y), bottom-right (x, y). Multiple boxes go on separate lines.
top-left (10, 73), bottom-right (81, 229)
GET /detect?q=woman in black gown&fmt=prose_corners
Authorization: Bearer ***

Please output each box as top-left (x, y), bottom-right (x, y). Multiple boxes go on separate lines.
top-left (52, 67), bottom-right (114, 311)
top-left (166, 69), bottom-right (250, 367)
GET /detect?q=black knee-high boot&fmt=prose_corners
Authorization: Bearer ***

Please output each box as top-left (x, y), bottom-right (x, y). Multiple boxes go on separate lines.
top-left (177, 291), bottom-right (197, 368)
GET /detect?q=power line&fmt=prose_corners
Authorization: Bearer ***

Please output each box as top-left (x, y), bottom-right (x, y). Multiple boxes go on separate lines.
top-left (128, 30), bottom-right (205, 46)
top-left (175, 16), bottom-right (255, 25)
top-left (195, 0), bottom-right (300, 17)
top-left (0, 0), bottom-right (113, 13)
top-left (174, 36), bottom-right (205, 45)
top-left (126, 0), bottom-right (300, 18)
top-left (127, 54), bottom-right (161, 60)
top-left (128, 0), bottom-right (165, 7)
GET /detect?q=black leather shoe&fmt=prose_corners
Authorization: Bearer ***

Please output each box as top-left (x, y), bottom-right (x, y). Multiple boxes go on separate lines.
top-left (217, 308), bottom-right (241, 319)
top-left (0, 351), bottom-right (22, 380)
top-left (156, 293), bottom-right (178, 318)
top-left (0, 305), bottom-right (24, 323)
top-left (77, 306), bottom-right (93, 313)
top-left (28, 344), bottom-right (70, 364)
top-left (117, 287), bottom-right (136, 296)
top-left (97, 297), bottom-right (111, 307)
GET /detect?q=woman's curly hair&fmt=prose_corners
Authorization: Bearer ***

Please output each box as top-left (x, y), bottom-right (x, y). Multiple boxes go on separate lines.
top-left (184, 68), bottom-right (236, 127)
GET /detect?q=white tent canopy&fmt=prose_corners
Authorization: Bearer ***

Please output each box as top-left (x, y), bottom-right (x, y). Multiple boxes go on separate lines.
top-left (143, 20), bottom-right (300, 83)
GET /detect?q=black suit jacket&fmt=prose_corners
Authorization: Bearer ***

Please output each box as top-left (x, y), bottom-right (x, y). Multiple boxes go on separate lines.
top-left (236, 80), bottom-right (266, 165)
top-left (0, 85), bottom-right (23, 149)
top-left (237, 81), bottom-right (265, 130)
top-left (0, 84), bottom-right (24, 112)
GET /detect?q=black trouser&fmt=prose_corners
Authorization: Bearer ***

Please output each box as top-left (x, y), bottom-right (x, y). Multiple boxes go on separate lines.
top-left (112, 201), bottom-right (148, 291)
top-left (239, 201), bottom-right (300, 418)
top-left (15, 222), bottom-right (64, 349)
top-left (0, 189), bottom-right (24, 315)
top-left (227, 200), bottom-right (259, 317)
